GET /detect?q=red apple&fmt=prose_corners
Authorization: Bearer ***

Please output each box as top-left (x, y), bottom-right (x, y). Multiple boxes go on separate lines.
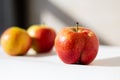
top-left (27, 24), bottom-right (56, 53)
top-left (55, 23), bottom-right (99, 64)
top-left (0, 27), bottom-right (32, 56)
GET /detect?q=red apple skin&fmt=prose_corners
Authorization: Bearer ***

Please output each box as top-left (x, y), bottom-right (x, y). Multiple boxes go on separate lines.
top-left (55, 27), bottom-right (99, 64)
top-left (0, 27), bottom-right (32, 56)
top-left (27, 25), bottom-right (56, 53)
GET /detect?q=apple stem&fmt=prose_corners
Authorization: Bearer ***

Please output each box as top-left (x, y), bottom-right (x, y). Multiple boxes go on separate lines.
top-left (76, 22), bottom-right (79, 32)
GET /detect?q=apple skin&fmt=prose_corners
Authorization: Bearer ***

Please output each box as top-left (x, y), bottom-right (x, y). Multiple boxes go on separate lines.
top-left (55, 27), bottom-right (99, 64)
top-left (0, 27), bottom-right (32, 56)
top-left (27, 25), bottom-right (56, 53)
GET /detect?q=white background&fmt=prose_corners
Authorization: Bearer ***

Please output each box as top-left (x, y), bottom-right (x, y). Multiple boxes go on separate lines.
top-left (28, 0), bottom-right (120, 46)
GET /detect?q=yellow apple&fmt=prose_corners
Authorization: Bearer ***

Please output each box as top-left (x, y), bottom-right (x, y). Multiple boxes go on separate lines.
top-left (0, 27), bottom-right (32, 56)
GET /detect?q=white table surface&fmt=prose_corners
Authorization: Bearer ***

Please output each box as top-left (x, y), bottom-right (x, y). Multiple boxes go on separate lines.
top-left (0, 45), bottom-right (120, 80)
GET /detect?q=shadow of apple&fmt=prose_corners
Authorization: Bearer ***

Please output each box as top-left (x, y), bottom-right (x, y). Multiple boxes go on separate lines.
top-left (91, 56), bottom-right (120, 67)
top-left (26, 50), bottom-right (56, 57)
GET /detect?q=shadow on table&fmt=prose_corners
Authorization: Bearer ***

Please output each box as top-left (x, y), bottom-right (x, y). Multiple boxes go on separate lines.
top-left (26, 50), bottom-right (56, 57)
top-left (92, 56), bottom-right (120, 67)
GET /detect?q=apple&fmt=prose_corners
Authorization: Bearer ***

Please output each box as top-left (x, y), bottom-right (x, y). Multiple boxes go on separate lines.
top-left (55, 23), bottom-right (99, 65)
top-left (27, 24), bottom-right (56, 53)
top-left (0, 27), bottom-right (32, 56)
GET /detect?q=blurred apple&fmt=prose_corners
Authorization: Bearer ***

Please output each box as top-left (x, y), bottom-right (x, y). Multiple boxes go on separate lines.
top-left (55, 23), bottom-right (99, 64)
top-left (27, 24), bottom-right (56, 53)
top-left (0, 27), bottom-right (32, 56)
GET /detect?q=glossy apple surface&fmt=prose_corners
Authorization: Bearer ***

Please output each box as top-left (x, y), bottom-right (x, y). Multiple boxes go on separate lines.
top-left (0, 27), bottom-right (32, 56)
top-left (27, 25), bottom-right (56, 53)
top-left (55, 26), bottom-right (99, 64)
